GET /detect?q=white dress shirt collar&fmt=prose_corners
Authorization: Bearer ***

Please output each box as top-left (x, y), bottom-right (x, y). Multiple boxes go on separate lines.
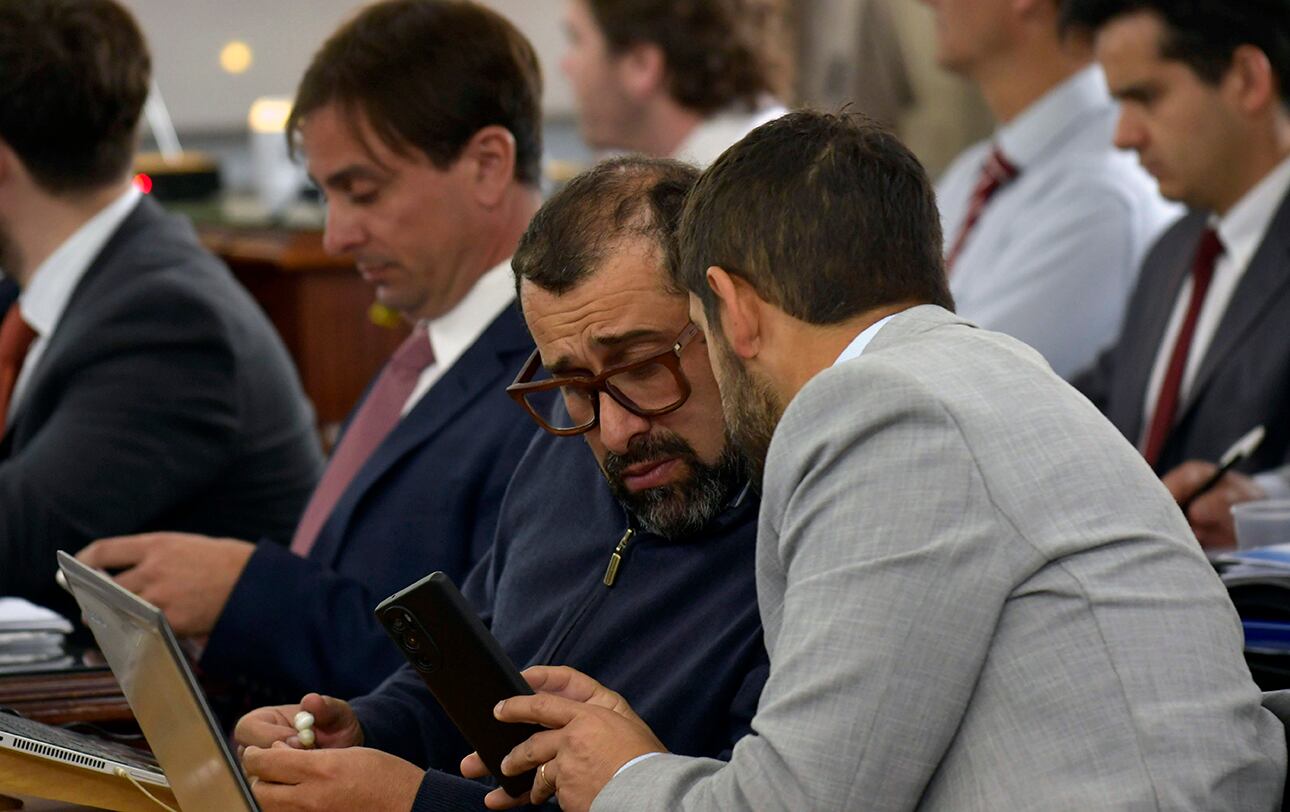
top-left (833, 313), bottom-right (899, 367)
top-left (1212, 154), bottom-right (1290, 275)
top-left (672, 98), bottom-right (788, 168)
top-left (19, 186), bottom-right (141, 337)
top-left (6, 186), bottom-right (141, 419)
top-left (996, 65), bottom-right (1108, 169)
top-left (401, 258), bottom-right (516, 415)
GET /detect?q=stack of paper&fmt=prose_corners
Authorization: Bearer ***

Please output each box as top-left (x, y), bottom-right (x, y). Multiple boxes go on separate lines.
top-left (0, 597), bottom-right (74, 673)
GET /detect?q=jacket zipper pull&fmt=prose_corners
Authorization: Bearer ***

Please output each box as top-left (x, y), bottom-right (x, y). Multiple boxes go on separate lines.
top-left (602, 528), bottom-right (635, 587)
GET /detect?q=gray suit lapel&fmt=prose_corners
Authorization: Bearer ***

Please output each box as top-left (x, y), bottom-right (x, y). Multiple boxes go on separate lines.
top-left (1179, 190), bottom-right (1290, 419)
top-left (1, 197), bottom-right (156, 443)
top-left (1112, 215), bottom-right (1206, 442)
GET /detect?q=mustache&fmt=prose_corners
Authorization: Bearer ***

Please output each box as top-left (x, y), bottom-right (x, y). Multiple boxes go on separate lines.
top-left (602, 432), bottom-right (697, 480)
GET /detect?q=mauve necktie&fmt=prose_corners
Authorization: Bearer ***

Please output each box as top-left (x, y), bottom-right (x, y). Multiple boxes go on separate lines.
top-left (290, 323), bottom-right (435, 556)
top-left (1141, 228), bottom-right (1224, 468)
top-left (0, 302), bottom-right (38, 434)
top-left (946, 146), bottom-right (1020, 272)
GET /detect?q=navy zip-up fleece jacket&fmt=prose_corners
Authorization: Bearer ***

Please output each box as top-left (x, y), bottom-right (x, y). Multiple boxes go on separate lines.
top-left (350, 424), bottom-right (767, 810)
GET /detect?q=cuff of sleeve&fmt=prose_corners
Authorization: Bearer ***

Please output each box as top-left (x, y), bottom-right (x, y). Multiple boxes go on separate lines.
top-left (410, 770), bottom-right (492, 812)
top-left (201, 541), bottom-right (301, 676)
top-left (613, 752), bottom-right (663, 779)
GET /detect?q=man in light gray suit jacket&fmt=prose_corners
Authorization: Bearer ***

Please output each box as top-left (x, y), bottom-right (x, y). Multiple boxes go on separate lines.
top-left (471, 111), bottom-right (1286, 811)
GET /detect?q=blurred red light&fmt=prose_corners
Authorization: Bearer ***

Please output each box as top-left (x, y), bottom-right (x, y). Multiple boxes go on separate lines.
top-left (133, 173), bottom-right (153, 194)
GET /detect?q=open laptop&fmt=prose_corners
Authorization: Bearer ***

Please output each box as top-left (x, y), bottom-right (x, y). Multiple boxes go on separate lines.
top-left (6, 551), bottom-right (261, 811)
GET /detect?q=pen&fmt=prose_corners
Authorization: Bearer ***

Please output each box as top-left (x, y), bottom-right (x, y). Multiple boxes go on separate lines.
top-left (1178, 425), bottom-right (1266, 511)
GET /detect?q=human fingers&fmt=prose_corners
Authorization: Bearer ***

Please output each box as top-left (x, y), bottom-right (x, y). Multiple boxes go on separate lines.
top-left (1161, 461), bottom-right (1216, 504)
top-left (494, 691), bottom-right (588, 728)
top-left (522, 666), bottom-right (639, 719)
top-left (459, 751), bottom-right (489, 779)
top-left (250, 776), bottom-right (306, 812)
top-left (299, 694), bottom-right (361, 747)
top-left (76, 534), bottom-right (160, 570)
top-left (235, 706), bottom-right (300, 750)
top-left (499, 728), bottom-right (563, 778)
top-left (241, 744), bottom-right (312, 785)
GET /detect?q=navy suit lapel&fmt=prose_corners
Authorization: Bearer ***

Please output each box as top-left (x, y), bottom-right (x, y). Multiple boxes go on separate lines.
top-left (310, 304), bottom-right (529, 565)
top-left (1179, 190), bottom-right (1290, 420)
top-left (1112, 213), bottom-right (1206, 443)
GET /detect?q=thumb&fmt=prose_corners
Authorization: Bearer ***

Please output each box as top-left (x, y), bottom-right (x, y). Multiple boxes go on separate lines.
top-left (301, 693), bottom-right (349, 728)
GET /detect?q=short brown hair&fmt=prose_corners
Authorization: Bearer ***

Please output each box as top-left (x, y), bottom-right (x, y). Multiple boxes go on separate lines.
top-left (588, 0), bottom-right (791, 114)
top-left (513, 156), bottom-right (698, 299)
top-left (673, 110), bottom-right (951, 326)
top-left (0, 0), bottom-right (150, 194)
top-left (288, 0), bottom-right (543, 185)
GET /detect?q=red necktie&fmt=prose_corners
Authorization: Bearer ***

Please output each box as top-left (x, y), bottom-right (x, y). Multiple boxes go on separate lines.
top-left (946, 146), bottom-right (1020, 272)
top-left (0, 302), bottom-right (38, 434)
top-left (290, 323), bottom-right (435, 556)
top-left (1141, 228), bottom-right (1224, 468)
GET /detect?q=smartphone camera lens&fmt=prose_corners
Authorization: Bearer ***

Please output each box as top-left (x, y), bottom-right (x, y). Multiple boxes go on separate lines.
top-left (402, 630), bottom-right (421, 651)
top-left (391, 613), bottom-right (407, 632)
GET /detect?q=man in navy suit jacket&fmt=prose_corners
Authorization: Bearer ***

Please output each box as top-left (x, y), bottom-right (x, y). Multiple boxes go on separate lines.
top-left (0, 0), bottom-right (322, 609)
top-left (78, 0), bottom-right (546, 703)
top-left (1066, 0), bottom-right (1290, 548)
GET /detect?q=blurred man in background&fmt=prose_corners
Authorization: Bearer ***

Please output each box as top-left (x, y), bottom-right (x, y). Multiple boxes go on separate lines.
top-left (561, 0), bottom-right (791, 165)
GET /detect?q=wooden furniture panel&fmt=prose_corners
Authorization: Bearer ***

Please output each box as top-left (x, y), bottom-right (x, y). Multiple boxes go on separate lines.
top-left (0, 749), bottom-right (179, 812)
top-left (0, 670), bottom-right (130, 727)
top-left (198, 225), bottom-right (406, 433)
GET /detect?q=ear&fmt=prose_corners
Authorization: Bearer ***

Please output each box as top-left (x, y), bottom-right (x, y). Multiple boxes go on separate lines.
top-left (705, 265), bottom-right (763, 360)
top-left (615, 42), bottom-right (667, 101)
top-left (460, 125), bottom-right (518, 209)
top-left (1224, 44), bottom-right (1277, 116)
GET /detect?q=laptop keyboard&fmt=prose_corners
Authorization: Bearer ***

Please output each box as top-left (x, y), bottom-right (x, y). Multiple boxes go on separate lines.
top-left (0, 711), bottom-right (163, 775)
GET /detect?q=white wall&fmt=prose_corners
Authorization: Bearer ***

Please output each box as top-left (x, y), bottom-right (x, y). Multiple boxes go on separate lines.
top-left (120, 0), bottom-right (573, 133)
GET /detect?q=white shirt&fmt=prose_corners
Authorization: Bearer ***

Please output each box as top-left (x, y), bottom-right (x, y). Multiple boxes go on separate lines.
top-left (1140, 155), bottom-right (1290, 438)
top-left (400, 259), bottom-right (516, 415)
top-left (834, 314), bottom-right (897, 366)
top-left (6, 186), bottom-right (141, 420)
top-left (672, 100), bottom-right (788, 168)
top-left (936, 65), bottom-right (1181, 380)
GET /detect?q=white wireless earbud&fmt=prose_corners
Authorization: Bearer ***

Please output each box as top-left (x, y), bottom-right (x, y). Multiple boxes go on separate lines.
top-left (293, 710), bottom-right (316, 749)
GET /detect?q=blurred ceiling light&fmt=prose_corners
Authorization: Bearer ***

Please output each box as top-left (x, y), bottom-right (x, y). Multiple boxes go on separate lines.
top-left (248, 97), bottom-right (293, 134)
top-left (220, 40), bottom-right (253, 75)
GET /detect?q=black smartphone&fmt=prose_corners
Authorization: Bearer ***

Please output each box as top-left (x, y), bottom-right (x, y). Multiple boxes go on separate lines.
top-left (374, 572), bottom-right (540, 798)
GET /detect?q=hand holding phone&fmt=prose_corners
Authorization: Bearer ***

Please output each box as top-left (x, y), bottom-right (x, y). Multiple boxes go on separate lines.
top-left (375, 572), bottom-right (541, 798)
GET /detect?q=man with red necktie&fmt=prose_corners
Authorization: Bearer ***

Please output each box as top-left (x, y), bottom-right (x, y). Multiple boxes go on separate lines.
top-left (923, 0), bottom-right (1177, 380)
top-left (0, 0), bottom-right (323, 608)
top-left (1068, 0), bottom-right (1290, 549)
top-left (77, 0), bottom-right (546, 705)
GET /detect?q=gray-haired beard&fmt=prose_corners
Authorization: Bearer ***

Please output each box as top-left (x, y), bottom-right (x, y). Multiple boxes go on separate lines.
top-left (602, 430), bottom-right (746, 540)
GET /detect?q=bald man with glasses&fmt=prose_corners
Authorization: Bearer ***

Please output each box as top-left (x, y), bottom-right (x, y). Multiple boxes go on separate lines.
top-left (233, 157), bottom-right (768, 812)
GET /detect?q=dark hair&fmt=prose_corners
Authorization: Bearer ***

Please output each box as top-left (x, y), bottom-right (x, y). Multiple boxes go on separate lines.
top-left (588, 0), bottom-right (792, 114)
top-left (0, 0), bottom-right (149, 194)
top-left (288, 0), bottom-right (543, 185)
top-left (672, 110), bottom-right (951, 326)
top-left (1060, 0), bottom-right (1290, 102)
top-left (513, 156), bottom-right (699, 299)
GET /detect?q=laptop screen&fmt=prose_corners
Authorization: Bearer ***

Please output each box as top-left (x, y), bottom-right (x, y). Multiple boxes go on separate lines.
top-left (56, 551), bottom-right (258, 812)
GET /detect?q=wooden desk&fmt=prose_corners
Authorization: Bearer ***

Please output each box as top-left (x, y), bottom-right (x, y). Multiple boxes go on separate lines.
top-left (198, 224), bottom-right (407, 433)
top-left (0, 669), bottom-right (130, 727)
top-left (0, 749), bottom-right (179, 812)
